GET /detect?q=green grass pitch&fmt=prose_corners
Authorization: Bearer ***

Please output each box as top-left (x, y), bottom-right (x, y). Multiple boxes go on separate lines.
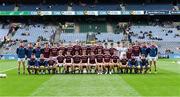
top-left (0, 59), bottom-right (180, 97)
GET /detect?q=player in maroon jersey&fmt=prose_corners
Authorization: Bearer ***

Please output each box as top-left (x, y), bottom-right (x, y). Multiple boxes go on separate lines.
top-left (126, 43), bottom-right (133, 60)
top-left (58, 42), bottom-right (66, 56)
top-left (90, 43), bottom-right (97, 55)
top-left (96, 50), bottom-right (104, 74)
top-left (132, 41), bottom-right (141, 60)
top-left (86, 45), bottom-right (91, 55)
top-left (88, 52), bottom-right (97, 73)
top-left (95, 42), bottom-right (104, 55)
top-left (64, 51), bottom-right (73, 73)
top-left (42, 42), bottom-right (51, 60)
top-left (120, 54), bottom-right (128, 74)
top-left (50, 43), bottom-right (59, 59)
top-left (81, 46), bottom-right (87, 55)
top-left (111, 51), bottom-right (120, 73)
top-left (73, 42), bottom-right (82, 55)
top-left (72, 51), bottom-right (82, 73)
top-left (56, 50), bottom-right (65, 74)
top-left (80, 50), bottom-right (89, 73)
top-left (103, 42), bottom-right (109, 54)
top-left (109, 43), bottom-right (117, 56)
top-left (66, 42), bottom-right (74, 55)
top-left (103, 50), bottom-right (113, 74)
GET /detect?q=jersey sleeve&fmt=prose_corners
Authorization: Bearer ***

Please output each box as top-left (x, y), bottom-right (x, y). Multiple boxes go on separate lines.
top-left (155, 48), bottom-right (158, 56)
top-left (16, 48), bottom-right (19, 55)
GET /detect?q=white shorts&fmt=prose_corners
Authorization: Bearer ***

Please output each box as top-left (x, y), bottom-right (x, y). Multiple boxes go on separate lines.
top-left (81, 63), bottom-right (88, 66)
top-left (90, 64), bottom-right (96, 66)
top-left (58, 63), bottom-right (63, 67)
top-left (18, 58), bottom-right (25, 62)
top-left (51, 57), bottom-right (57, 60)
top-left (73, 63), bottom-right (80, 66)
top-left (134, 56), bottom-right (140, 61)
top-left (44, 58), bottom-right (49, 61)
top-left (64, 63), bottom-right (72, 66)
top-left (149, 56), bottom-right (158, 61)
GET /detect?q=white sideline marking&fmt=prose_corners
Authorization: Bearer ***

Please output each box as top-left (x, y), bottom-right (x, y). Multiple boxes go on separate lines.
top-left (0, 67), bottom-right (16, 73)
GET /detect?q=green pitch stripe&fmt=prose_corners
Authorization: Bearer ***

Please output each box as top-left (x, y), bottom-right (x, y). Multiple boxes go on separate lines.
top-left (0, 60), bottom-right (17, 72)
top-left (157, 60), bottom-right (180, 74)
top-left (31, 75), bottom-right (140, 96)
top-left (0, 67), bottom-right (53, 96)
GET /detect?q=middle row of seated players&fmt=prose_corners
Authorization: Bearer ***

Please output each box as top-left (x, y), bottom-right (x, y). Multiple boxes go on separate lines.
top-left (26, 42), bottom-right (117, 60)
top-left (27, 49), bottom-right (150, 75)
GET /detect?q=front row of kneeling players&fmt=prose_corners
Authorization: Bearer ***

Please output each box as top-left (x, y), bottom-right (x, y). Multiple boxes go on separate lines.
top-left (27, 50), bottom-right (150, 75)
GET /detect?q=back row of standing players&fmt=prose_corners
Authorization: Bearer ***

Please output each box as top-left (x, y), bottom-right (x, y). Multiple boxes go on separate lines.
top-left (16, 41), bottom-right (158, 75)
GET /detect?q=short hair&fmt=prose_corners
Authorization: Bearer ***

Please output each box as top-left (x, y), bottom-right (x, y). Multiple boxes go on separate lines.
top-left (117, 41), bottom-right (120, 44)
top-left (20, 41), bottom-right (24, 43)
top-left (104, 42), bottom-right (108, 45)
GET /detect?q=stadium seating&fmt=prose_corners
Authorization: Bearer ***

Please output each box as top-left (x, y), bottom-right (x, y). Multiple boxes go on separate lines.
top-left (60, 33), bottom-right (87, 42)
top-left (129, 26), bottom-right (180, 42)
top-left (0, 28), bottom-right (9, 41)
top-left (96, 33), bottom-right (123, 42)
top-left (12, 25), bottom-right (56, 42)
top-left (0, 3), bottom-right (176, 11)
top-left (72, 4), bottom-right (120, 11)
top-left (158, 42), bottom-right (180, 54)
top-left (0, 5), bottom-right (14, 11)
top-left (18, 4), bottom-right (67, 11)
top-left (80, 23), bottom-right (107, 33)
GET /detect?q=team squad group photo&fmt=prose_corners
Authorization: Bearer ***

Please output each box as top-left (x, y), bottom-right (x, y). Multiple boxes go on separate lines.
top-left (16, 41), bottom-right (158, 75)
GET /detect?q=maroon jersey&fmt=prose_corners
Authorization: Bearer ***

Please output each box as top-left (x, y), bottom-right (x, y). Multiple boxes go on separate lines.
top-left (73, 45), bottom-right (82, 55)
top-left (59, 46), bottom-right (66, 55)
top-left (65, 55), bottom-right (72, 63)
top-left (86, 46), bottom-right (91, 55)
top-left (48, 60), bottom-right (56, 66)
top-left (89, 55), bottom-right (96, 64)
top-left (57, 55), bottom-right (64, 63)
top-left (96, 54), bottom-right (104, 63)
top-left (66, 46), bottom-right (73, 55)
top-left (81, 55), bottom-right (89, 63)
top-left (81, 46), bottom-right (87, 55)
top-left (104, 54), bottom-right (111, 63)
top-left (120, 59), bottom-right (128, 65)
top-left (43, 47), bottom-right (51, 58)
top-left (51, 47), bottom-right (59, 57)
top-left (109, 48), bottom-right (116, 55)
top-left (103, 48), bottom-right (109, 54)
top-left (127, 48), bottom-right (133, 59)
top-left (91, 46), bottom-right (97, 54)
top-left (73, 55), bottom-right (81, 63)
top-left (95, 45), bottom-right (104, 54)
top-left (132, 45), bottom-right (141, 56)
top-left (112, 55), bottom-right (119, 63)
